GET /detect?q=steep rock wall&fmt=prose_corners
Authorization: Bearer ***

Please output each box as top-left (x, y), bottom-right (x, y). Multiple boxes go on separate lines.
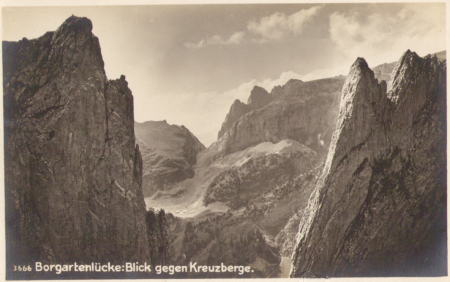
top-left (247, 85), bottom-right (273, 109)
top-left (3, 16), bottom-right (150, 274)
top-left (218, 100), bottom-right (251, 141)
top-left (290, 51), bottom-right (446, 277)
top-left (204, 77), bottom-right (344, 165)
top-left (217, 86), bottom-right (272, 139)
top-left (135, 120), bottom-right (205, 196)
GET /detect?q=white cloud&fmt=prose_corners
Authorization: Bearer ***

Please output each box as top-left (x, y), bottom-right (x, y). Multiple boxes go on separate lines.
top-left (329, 4), bottom-right (445, 68)
top-left (184, 6), bottom-right (321, 48)
top-left (184, 31), bottom-right (245, 48)
top-left (260, 71), bottom-right (302, 90)
top-left (184, 39), bottom-right (206, 49)
top-left (299, 67), bottom-right (346, 82)
top-left (228, 31), bottom-right (246, 44)
top-left (247, 6), bottom-right (322, 41)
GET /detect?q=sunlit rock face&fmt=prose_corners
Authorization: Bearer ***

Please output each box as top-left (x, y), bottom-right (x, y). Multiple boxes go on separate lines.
top-left (135, 120), bottom-right (205, 197)
top-left (217, 85), bottom-right (272, 140)
top-left (290, 51), bottom-right (446, 277)
top-left (206, 77), bottom-right (345, 166)
top-left (3, 16), bottom-right (150, 274)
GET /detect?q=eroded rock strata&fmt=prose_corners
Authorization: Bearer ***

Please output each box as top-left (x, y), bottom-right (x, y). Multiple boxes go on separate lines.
top-left (135, 120), bottom-right (205, 196)
top-left (4, 16), bottom-right (150, 277)
top-left (290, 51), bottom-right (446, 277)
top-left (217, 86), bottom-right (273, 139)
top-left (203, 140), bottom-right (320, 209)
top-left (217, 99), bottom-right (251, 140)
top-left (205, 77), bottom-right (345, 166)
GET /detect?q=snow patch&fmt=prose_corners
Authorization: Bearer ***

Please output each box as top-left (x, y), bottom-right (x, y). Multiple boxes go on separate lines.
top-left (248, 140), bottom-right (294, 155)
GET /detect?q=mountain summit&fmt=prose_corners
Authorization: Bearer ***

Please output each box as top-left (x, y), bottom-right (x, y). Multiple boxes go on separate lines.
top-left (135, 120), bottom-right (205, 196)
top-left (209, 76), bottom-right (345, 164)
top-left (4, 15), bottom-right (150, 278)
top-left (291, 50), bottom-right (446, 277)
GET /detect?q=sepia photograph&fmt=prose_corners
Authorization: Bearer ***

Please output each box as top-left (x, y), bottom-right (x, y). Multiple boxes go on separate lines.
top-left (1, 0), bottom-right (447, 280)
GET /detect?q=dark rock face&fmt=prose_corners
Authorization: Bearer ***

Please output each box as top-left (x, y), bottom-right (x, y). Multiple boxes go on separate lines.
top-left (3, 15), bottom-right (149, 275)
top-left (135, 120), bottom-right (205, 197)
top-left (290, 51), bottom-right (446, 277)
top-left (434, 50), bottom-right (446, 61)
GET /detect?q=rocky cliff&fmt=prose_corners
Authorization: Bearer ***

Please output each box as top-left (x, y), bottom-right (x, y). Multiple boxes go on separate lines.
top-left (135, 120), bottom-right (205, 197)
top-left (217, 100), bottom-right (250, 139)
top-left (203, 140), bottom-right (320, 209)
top-left (206, 77), bottom-right (345, 165)
top-left (4, 16), bottom-right (149, 278)
top-left (290, 50), bottom-right (446, 277)
top-left (247, 85), bottom-right (274, 110)
top-left (217, 86), bottom-right (273, 139)
top-left (216, 50), bottom-right (447, 160)
top-left (372, 51), bottom-right (445, 84)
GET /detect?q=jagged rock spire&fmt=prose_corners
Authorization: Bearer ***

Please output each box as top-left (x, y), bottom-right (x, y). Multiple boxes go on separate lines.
top-left (291, 51), bottom-right (446, 277)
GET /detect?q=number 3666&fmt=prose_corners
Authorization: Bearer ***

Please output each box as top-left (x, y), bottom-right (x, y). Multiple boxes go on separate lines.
top-left (13, 265), bottom-right (32, 271)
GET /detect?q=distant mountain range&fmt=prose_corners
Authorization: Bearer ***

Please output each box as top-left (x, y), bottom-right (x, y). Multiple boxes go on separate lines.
top-left (135, 120), bottom-right (205, 197)
top-left (141, 49), bottom-right (446, 277)
top-left (4, 15), bottom-right (446, 279)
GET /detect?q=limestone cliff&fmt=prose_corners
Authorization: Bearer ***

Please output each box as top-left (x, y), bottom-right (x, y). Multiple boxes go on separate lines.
top-left (218, 100), bottom-right (250, 141)
top-left (206, 77), bottom-right (344, 165)
top-left (135, 120), bottom-right (205, 197)
top-left (217, 86), bottom-right (273, 139)
top-left (247, 85), bottom-right (273, 109)
top-left (4, 16), bottom-right (149, 278)
top-left (203, 140), bottom-right (319, 209)
top-left (290, 51), bottom-right (446, 277)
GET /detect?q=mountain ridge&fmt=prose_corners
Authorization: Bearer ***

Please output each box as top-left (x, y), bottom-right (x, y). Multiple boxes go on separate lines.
top-left (206, 76), bottom-right (344, 164)
top-left (135, 120), bottom-right (205, 197)
top-left (139, 49), bottom-right (446, 278)
top-left (216, 51), bottom-right (446, 157)
top-left (290, 50), bottom-right (446, 277)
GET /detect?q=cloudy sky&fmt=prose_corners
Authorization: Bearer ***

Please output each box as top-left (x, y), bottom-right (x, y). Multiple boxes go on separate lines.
top-left (2, 1), bottom-right (446, 146)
